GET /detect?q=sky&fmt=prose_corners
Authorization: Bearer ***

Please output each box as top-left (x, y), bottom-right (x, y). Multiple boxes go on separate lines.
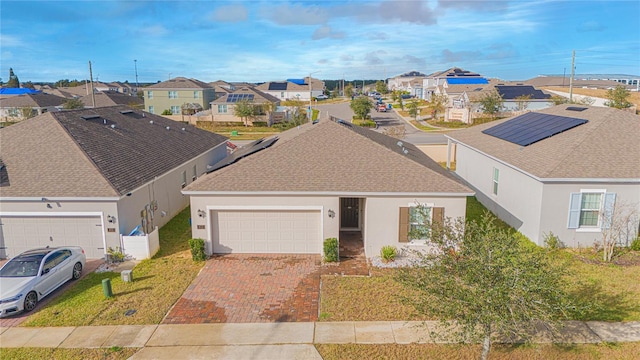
top-left (1, 0), bottom-right (639, 84)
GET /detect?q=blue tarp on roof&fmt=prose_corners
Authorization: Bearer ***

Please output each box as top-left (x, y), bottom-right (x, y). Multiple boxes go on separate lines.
top-left (0, 88), bottom-right (41, 95)
top-left (447, 78), bottom-right (489, 85)
top-left (286, 78), bottom-right (306, 85)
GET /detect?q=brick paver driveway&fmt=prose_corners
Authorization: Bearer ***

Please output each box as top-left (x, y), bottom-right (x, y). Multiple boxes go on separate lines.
top-left (163, 254), bottom-right (321, 324)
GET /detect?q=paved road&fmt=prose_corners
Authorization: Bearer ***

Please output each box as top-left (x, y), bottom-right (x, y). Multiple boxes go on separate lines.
top-left (316, 101), bottom-right (448, 145)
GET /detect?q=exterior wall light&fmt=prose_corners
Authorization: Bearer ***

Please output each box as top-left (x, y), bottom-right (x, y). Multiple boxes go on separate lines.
top-left (328, 209), bottom-right (335, 218)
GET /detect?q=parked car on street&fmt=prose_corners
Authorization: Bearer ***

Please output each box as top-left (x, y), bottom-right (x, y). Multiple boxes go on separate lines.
top-left (0, 247), bottom-right (86, 317)
top-left (377, 104), bottom-right (387, 112)
top-left (315, 94), bottom-right (329, 100)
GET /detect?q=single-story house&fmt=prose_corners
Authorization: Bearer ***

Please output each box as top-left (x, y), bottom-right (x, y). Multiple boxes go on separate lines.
top-left (446, 104), bottom-right (640, 247)
top-left (210, 87), bottom-right (281, 125)
top-left (495, 85), bottom-right (553, 111)
top-left (183, 118), bottom-right (473, 257)
top-left (254, 77), bottom-right (325, 101)
top-left (0, 93), bottom-right (67, 122)
top-left (80, 91), bottom-right (144, 109)
top-left (0, 105), bottom-right (228, 259)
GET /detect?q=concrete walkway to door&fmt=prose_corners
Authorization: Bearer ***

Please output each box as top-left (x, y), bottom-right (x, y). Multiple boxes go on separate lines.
top-left (162, 255), bottom-right (321, 324)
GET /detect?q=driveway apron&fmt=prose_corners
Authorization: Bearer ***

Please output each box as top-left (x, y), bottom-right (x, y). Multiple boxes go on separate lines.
top-left (163, 254), bottom-right (321, 324)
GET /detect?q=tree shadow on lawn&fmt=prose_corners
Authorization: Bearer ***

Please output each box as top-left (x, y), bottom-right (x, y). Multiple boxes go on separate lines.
top-left (568, 280), bottom-right (639, 321)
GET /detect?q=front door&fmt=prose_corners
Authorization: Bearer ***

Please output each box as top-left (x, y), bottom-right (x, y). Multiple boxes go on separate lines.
top-left (340, 198), bottom-right (359, 229)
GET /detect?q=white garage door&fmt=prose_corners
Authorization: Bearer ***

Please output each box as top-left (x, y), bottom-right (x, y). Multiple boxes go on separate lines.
top-left (213, 210), bottom-right (321, 254)
top-left (0, 216), bottom-right (104, 259)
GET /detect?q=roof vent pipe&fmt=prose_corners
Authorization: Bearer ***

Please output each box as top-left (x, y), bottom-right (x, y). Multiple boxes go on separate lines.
top-left (103, 119), bottom-right (107, 124)
top-left (166, 126), bottom-right (170, 130)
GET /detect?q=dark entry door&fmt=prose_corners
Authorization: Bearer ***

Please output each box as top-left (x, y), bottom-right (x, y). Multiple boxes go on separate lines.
top-left (340, 198), bottom-right (359, 229)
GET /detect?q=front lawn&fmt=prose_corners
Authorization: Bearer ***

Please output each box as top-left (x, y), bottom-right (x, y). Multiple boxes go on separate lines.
top-left (0, 347), bottom-right (138, 360)
top-left (320, 197), bottom-right (640, 322)
top-left (315, 342), bottom-right (640, 360)
top-left (22, 207), bottom-right (203, 326)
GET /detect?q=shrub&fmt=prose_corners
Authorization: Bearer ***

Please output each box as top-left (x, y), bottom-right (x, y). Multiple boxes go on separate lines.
top-left (631, 237), bottom-right (640, 251)
top-left (380, 245), bottom-right (397, 262)
top-left (188, 238), bottom-right (206, 261)
top-left (106, 247), bottom-right (125, 263)
top-left (543, 231), bottom-right (564, 249)
top-left (323, 237), bottom-right (339, 262)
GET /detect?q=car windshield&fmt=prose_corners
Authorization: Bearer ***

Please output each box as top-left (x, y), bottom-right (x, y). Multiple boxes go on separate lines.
top-left (0, 255), bottom-right (44, 277)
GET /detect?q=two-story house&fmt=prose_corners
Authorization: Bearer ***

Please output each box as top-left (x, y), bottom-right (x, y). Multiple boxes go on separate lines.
top-left (144, 77), bottom-right (216, 115)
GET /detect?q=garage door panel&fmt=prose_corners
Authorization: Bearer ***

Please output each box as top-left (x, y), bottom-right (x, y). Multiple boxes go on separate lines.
top-left (0, 216), bottom-right (104, 259)
top-left (213, 210), bottom-right (321, 254)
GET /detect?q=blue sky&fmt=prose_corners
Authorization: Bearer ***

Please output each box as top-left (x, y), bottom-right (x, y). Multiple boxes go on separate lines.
top-left (1, 0), bottom-right (638, 83)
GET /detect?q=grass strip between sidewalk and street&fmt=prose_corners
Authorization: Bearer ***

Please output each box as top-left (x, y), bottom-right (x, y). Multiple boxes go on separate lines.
top-left (0, 347), bottom-right (139, 360)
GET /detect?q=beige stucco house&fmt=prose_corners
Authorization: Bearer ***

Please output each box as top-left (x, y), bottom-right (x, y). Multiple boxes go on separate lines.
top-left (0, 105), bottom-right (227, 259)
top-left (144, 77), bottom-right (216, 115)
top-left (0, 93), bottom-right (67, 122)
top-left (446, 104), bottom-right (640, 247)
top-left (210, 87), bottom-right (281, 125)
top-left (183, 118), bottom-right (473, 258)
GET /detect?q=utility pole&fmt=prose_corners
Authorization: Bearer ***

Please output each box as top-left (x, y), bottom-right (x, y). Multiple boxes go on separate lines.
top-left (134, 59), bottom-right (139, 94)
top-left (569, 50), bottom-right (575, 103)
top-left (88, 61), bottom-right (96, 108)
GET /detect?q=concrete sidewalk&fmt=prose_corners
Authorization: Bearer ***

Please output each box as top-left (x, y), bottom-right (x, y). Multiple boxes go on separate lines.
top-left (1, 321), bottom-right (639, 359)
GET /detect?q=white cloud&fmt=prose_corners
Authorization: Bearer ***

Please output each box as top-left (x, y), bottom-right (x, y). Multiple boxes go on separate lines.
top-left (260, 3), bottom-right (329, 25)
top-left (211, 5), bottom-right (248, 23)
top-left (312, 25), bottom-right (346, 40)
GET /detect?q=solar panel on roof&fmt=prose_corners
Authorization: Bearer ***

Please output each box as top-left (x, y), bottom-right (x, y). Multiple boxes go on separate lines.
top-left (227, 93), bottom-right (255, 102)
top-left (268, 82), bottom-right (287, 91)
top-left (482, 112), bottom-right (588, 147)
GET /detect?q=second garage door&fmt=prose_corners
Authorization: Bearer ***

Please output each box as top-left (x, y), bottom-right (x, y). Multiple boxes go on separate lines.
top-left (212, 210), bottom-right (321, 254)
top-left (0, 215), bottom-right (105, 259)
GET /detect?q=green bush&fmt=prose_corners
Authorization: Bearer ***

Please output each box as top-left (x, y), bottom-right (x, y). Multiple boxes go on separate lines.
top-left (631, 237), bottom-right (640, 251)
top-left (161, 109), bottom-right (172, 115)
top-left (380, 245), bottom-right (397, 262)
top-left (188, 238), bottom-right (206, 261)
top-left (543, 231), bottom-right (564, 249)
top-left (107, 247), bottom-right (125, 263)
top-left (323, 237), bottom-right (339, 262)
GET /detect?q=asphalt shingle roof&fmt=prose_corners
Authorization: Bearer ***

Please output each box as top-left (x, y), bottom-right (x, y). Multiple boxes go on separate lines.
top-left (185, 119), bottom-right (472, 194)
top-left (0, 93), bottom-right (67, 107)
top-left (446, 105), bottom-right (640, 179)
top-left (0, 105), bottom-right (228, 197)
top-left (146, 77), bottom-right (213, 90)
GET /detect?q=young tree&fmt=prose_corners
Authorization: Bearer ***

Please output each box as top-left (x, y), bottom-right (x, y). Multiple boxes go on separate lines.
top-left (515, 94), bottom-right (532, 111)
top-left (407, 99), bottom-right (419, 120)
top-left (350, 96), bottom-right (373, 120)
top-left (344, 84), bottom-right (354, 98)
top-left (398, 212), bottom-right (580, 360)
top-left (600, 201), bottom-right (639, 262)
top-left (428, 94), bottom-right (448, 120)
top-left (62, 98), bottom-right (85, 109)
top-left (375, 80), bottom-right (388, 94)
top-left (550, 95), bottom-right (568, 105)
top-left (6, 68), bottom-right (20, 88)
top-left (604, 85), bottom-right (632, 109)
top-left (234, 99), bottom-right (258, 126)
top-left (477, 90), bottom-right (504, 118)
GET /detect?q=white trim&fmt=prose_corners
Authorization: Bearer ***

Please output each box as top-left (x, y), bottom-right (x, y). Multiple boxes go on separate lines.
top-left (576, 228), bottom-right (602, 233)
top-left (204, 206), bottom-right (324, 255)
top-left (580, 188), bottom-right (606, 193)
top-left (184, 191), bottom-right (474, 197)
top-left (0, 197), bottom-right (119, 202)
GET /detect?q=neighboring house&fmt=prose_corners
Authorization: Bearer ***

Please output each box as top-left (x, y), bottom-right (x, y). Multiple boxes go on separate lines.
top-left (0, 93), bottom-right (67, 122)
top-left (0, 105), bottom-right (228, 259)
top-left (387, 71), bottom-right (427, 97)
top-left (495, 85), bottom-right (553, 111)
top-left (0, 88), bottom-right (42, 96)
top-left (423, 68), bottom-right (488, 101)
top-left (210, 87), bottom-right (282, 125)
top-left (255, 77), bottom-right (324, 101)
top-left (144, 77), bottom-right (216, 115)
top-left (183, 118), bottom-right (473, 258)
top-left (445, 104), bottom-right (640, 247)
top-left (80, 91), bottom-right (144, 108)
top-left (525, 75), bottom-right (638, 90)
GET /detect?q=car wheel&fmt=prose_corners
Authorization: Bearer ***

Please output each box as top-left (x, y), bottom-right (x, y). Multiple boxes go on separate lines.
top-left (24, 291), bottom-right (38, 312)
top-left (72, 262), bottom-right (83, 280)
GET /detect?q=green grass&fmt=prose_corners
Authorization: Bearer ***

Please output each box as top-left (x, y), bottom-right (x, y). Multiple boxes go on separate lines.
top-left (0, 347), bottom-right (139, 360)
top-left (315, 342), bottom-right (640, 360)
top-left (22, 207), bottom-right (204, 326)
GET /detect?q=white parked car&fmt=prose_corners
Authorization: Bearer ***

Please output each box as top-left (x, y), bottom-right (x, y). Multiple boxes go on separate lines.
top-left (315, 94), bottom-right (329, 100)
top-left (0, 247), bottom-right (86, 317)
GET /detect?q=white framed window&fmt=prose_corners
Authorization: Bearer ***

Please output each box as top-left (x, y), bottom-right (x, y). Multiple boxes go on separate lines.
top-left (171, 105), bottom-right (180, 114)
top-left (168, 91), bottom-right (178, 99)
top-left (410, 205), bottom-right (432, 240)
top-left (492, 168), bottom-right (499, 195)
top-left (281, 92), bottom-right (285, 98)
top-left (194, 91), bottom-right (199, 99)
top-left (148, 106), bottom-right (154, 114)
top-left (192, 165), bottom-right (197, 181)
top-left (568, 190), bottom-right (616, 231)
top-left (147, 91), bottom-right (153, 99)
top-left (218, 104), bottom-right (227, 113)
top-left (181, 171), bottom-right (187, 188)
